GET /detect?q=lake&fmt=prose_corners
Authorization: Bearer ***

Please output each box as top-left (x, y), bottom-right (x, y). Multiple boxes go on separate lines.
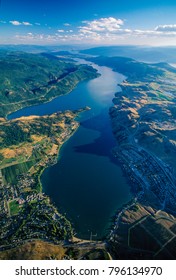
top-left (8, 60), bottom-right (132, 240)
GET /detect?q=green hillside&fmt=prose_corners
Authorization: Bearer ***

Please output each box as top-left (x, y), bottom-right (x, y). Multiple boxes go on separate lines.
top-left (0, 51), bottom-right (98, 117)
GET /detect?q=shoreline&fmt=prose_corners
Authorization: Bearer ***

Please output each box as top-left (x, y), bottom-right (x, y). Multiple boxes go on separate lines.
top-left (39, 121), bottom-right (80, 193)
top-left (2, 59), bottom-right (133, 248)
top-left (5, 65), bottom-right (99, 120)
top-left (6, 83), bottom-right (81, 120)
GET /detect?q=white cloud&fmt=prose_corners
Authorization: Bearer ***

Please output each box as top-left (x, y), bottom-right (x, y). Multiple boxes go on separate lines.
top-left (10, 20), bottom-right (22, 26)
top-left (15, 33), bottom-right (47, 42)
top-left (64, 23), bottom-right (71, 26)
top-left (9, 20), bottom-right (33, 26)
top-left (35, 23), bottom-right (41, 26)
top-left (80, 17), bottom-right (124, 33)
top-left (9, 17), bottom-right (176, 46)
top-left (79, 29), bottom-right (96, 35)
top-left (132, 27), bottom-right (176, 37)
top-left (155, 24), bottom-right (176, 32)
top-left (22, 21), bottom-right (32, 26)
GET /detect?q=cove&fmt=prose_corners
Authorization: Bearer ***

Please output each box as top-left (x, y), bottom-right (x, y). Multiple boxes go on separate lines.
top-left (8, 60), bottom-right (132, 240)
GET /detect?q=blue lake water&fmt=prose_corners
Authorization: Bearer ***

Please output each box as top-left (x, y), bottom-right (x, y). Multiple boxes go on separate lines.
top-left (9, 61), bottom-right (132, 240)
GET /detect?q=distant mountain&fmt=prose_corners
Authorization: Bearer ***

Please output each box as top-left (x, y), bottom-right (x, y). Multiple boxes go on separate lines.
top-left (86, 56), bottom-right (165, 80)
top-left (0, 44), bottom-right (87, 54)
top-left (80, 45), bottom-right (176, 63)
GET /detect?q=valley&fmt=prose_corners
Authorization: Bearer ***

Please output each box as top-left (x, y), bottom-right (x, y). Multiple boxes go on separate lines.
top-left (0, 48), bottom-right (176, 259)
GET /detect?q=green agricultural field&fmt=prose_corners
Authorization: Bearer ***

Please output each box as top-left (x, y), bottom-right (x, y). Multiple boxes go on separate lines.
top-left (2, 160), bottom-right (35, 184)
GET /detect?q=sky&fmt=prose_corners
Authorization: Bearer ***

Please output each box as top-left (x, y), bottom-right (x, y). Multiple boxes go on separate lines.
top-left (1, 0), bottom-right (176, 46)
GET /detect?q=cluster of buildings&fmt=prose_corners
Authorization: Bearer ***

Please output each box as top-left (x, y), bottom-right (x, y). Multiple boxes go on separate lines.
top-left (115, 144), bottom-right (176, 213)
